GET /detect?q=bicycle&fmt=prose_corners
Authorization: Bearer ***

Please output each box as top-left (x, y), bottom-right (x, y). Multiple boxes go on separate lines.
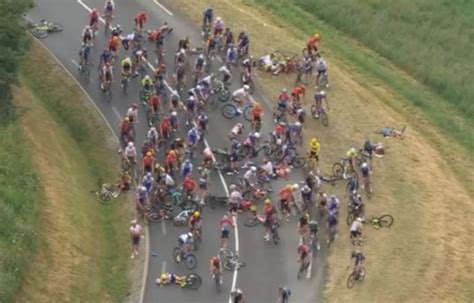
top-left (221, 101), bottom-right (253, 121)
top-left (211, 78), bottom-right (231, 102)
top-left (79, 61), bottom-right (91, 84)
top-left (218, 248), bottom-right (246, 271)
top-left (29, 19), bottom-right (63, 39)
top-left (213, 269), bottom-right (223, 293)
top-left (90, 179), bottom-right (121, 203)
top-left (173, 247), bottom-right (197, 270)
top-left (347, 266), bottom-right (365, 289)
top-left (183, 273), bottom-right (202, 290)
top-left (364, 214), bottom-right (394, 229)
top-left (346, 203), bottom-right (366, 225)
top-left (332, 158), bottom-right (358, 181)
top-left (101, 80), bottom-right (112, 101)
top-left (240, 71), bottom-right (255, 94)
top-left (310, 104), bottom-right (329, 127)
top-left (297, 259), bottom-right (310, 279)
top-left (121, 72), bottom-right (131, 95)
top-left (146, 104), bottom-right (160, 127)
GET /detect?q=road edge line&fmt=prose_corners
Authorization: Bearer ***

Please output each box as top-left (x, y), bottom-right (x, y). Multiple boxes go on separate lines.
top-left (31, 36), bottom-right (150, 303)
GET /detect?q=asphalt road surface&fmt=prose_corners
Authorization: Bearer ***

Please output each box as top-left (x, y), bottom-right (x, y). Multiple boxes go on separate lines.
top-left (29, 0), bottom-right (328, 302)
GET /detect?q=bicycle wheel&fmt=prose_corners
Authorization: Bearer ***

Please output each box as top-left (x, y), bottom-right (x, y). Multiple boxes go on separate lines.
top-left (221, 104), bottom-right (237, 119)
top-left (218, 87), bottom-right (230, 102)
top-left (310, 105), bottom-right (319, 120)
top-left (291, 156), bottom-right (306, 168)
top-left (332, 163), bottom-right (344, 177)
top-left (321, 110), bottom-right (329, 127)
top-left (223, 259), bottom-right (235, 271)
top-left (378, 214), bottom-right (394, 228)
top-left (272, 229), bottom-right (280, 245)
top-left (146, 210), bottom-right (165, 223)
top-left (243, 106), bottom-right (252, 122)
top-left (346, 211), bottom-right (355, 226)
top-left (31, 28), bottom-right (48, 39)
top-left (347, 272), bottom-right (356, 289)
top-left (244, 216), bottom-right (260, 227)
top-left (186, 273), bottom-right (202, 290)
top-left (98, 191), bottom-right (113, 204)
top-left (173, 247), bottom-right (182, 263)
top-left (218, 248), bottom-right (234, 260)
top-left (215, 273), bottom-right (222, 293)
top-left (49, 23), bottom-right (64, 32)
top-left (184, 253), bottom-right (197, 270)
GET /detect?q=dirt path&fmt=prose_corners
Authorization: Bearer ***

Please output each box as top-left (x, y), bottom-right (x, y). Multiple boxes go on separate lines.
top-left (169, 1), bottom-right (474, 301)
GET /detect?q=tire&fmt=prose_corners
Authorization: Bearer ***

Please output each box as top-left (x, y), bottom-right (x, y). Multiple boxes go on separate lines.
top-left (243, 106), bottom-right (252, 122)
top-left (321, 110), bottom-right (329, 127)
top-left (346, 211), bottom-right (355, 226)
top-left (218, 87), bottom-right (230, 102)
top-left (31, 28), bottom-right (48, 39)
top-left (332, 163), bottom-right (344, 177)
top-left (347, 272), bottom-right (356, 289)
top-left (292, 156), bottom-right (306, 168)
top-left (244, 216), bottom-right (260, 227)
top-left (215, 273), bottom-right (222, 293)
top-left (184, 253), bottom-right (197, 270)
top-left (173, 247), bottom-right (182, 263)
top-left (218, 248), bottom-right (234, 260)
top-left (378, 214), bottom-right (394, 228)
top-left (272, 229), bottom-right (280, 245)
top-left (221, 104), bottom-right (237, 119)
top-left (98, 192), bottom-right (112, 204)
top-left (146, 210), bottom-right (164, 223)
top-left (223, 260), bottom-right (235, 271)
top-left (186, 273), bottom-right (202, 290)
top-left (49, 23), bottom-right (64, 32)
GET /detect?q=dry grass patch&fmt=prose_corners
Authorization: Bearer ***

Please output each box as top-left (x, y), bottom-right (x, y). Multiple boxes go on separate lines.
top-left (170, 0), bottom-right (474, 301)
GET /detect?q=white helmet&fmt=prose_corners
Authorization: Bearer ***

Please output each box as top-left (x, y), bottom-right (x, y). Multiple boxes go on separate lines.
top-left (131, 219), bottom-right (137, 225)
top-left (251, 166), bottom-right (257, 172)
top-left (282, 88), bottom-right (288, 93)
top-left (294, 121), bottom-right (302, 127)
top-left (276, 139), bottom-right (282, 145)
top-left (144, 75), bottom-right (150, 80)
top-left (253, 132), bottom-right (260, 139)
top-left (187, 232), bottom-right (193, 238)
top-left (199, 54), bottom-right (205, 60)
top-left (320, 90), bottom-right (326, 95)
top-left (292, 184), bottom-right (299, 190)
top-left (357, 217), bottom-right (363, 223)
top-left (85, 25), bottom-right (91, 30)
top-left (128, 142), bottom-right (134, 147)
top-left (361, 162), bottom-right (368, 168)
top-left (350, 147), bottom-right (357, 153)
top-left (243, 85), bottom-right (250, 91)
top-left (189, 96), bottom-right (195, 101)
top-left (216, 16), bottom-right (222, 21)
top-left (171, 111), bottom-right (177, 116)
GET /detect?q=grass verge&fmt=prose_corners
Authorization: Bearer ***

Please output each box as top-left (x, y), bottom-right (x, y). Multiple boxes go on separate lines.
top-left (12, 42), bottom-right (130, 302)
top-left (0, 97), bottom-right (41, 303)
top-left (170, 0), bottom-right (474, 302)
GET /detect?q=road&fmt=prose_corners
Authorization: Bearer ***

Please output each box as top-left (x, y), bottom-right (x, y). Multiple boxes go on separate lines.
top-left (29, 0), bottom-right (327, 302)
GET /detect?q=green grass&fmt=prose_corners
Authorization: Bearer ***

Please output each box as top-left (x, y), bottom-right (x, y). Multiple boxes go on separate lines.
top-left (0, 102), bottom-right (41, 303)
top-left (246, 0), bottom-right (474, 156)
top-left (12, 43), bottom-right (130, 302)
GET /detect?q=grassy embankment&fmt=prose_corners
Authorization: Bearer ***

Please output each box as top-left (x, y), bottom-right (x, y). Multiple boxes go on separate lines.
top-left (9, 43), bottom-right (130, 302)
top-left (170, 0), bottom-right (474, 302)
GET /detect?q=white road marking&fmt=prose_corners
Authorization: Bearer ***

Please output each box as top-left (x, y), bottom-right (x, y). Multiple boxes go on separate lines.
top-left (307, 257), bottom-right (312, 279)
top-left (161, 219), bottom-right (167, 235)
top-left (77, 0), bottom-right (110, 29)
top-left (161, 260), bottom-right (166, 272)
top-left (112, 106), bottom-right (122, 121)
top-left (152, 0), bottom-right (174, 16)
top-left (71, 59), bottom-right (80, 68)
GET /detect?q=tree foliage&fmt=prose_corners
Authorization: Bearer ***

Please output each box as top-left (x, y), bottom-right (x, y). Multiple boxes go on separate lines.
top-left (0, 0), bottom-right (34, 125)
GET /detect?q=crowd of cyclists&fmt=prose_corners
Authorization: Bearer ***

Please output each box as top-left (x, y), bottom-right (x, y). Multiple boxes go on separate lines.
top-left (76, 1), bottom-right (392, 301)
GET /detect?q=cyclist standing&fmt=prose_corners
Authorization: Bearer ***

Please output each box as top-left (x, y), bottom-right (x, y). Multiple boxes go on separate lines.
top-left (209, 255), bottom-right (222, 285)
top-left (279, 286), bottom-right (292, 303)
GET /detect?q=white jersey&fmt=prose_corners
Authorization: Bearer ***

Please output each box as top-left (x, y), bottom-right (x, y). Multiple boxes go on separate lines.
top-left (232, 87), bottom-right (247, 99)
top-left (179, 233), bottom-right (192, 244)
top-left (219, 65), bottom-right (231, 76)
top-left (164, 174), bottom-right (174, 186)
top-left (350, 220), bottom-right (363, 232)
top-left (230, 124), bottom-right (242, 136)
top-left (243, 169), bottom-right (256, 184)
top-left (228, 190), bottom-right (242, 205)
top-left (261, 161), bottom-right (273, 175)
top-left (147, 128), bottom-right (159, 141)
top-left (124, 145), bottom-right (136, 157)
top-left (127, 108), bottom-right (138, 120)
top-left (261, 55), bottom-right (272, 66)
top-left (214, 20), bottom-right (224, 30)
top-left (316, 58), bottom-right (327, 71)
top-left (129, 224), bottom-right (142, 236)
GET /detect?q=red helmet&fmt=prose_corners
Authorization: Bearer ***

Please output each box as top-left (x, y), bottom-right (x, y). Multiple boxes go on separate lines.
top-left (139, 11), bottom-right (146, 17)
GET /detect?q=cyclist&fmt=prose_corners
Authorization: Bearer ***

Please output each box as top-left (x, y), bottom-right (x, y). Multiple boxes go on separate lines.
top-left (82, 25), bottom-right (94, 44)
top-left (231, 288), bottom-right (245, 303)
top-left (104, 0), bottom-right (115, 18)
top-left (218, 64), bottom-right (232, 85)
top-left (181, 158), bottom-right (193, 178)
top-left (231, 85), bottom-right (251, 114)
top-left (306, 33), bottom-right (320, 56)
top-left (360, 162), bottom-right (371, 191)
top-left (301, 183), bottom-right (312, 211)
top-left (141, 74), bottom-right (154, 91)
top-left (288, 121), bottom-right (303, 146)
top-left (297, 212), bottom-right (309, 243)
top-left (188, 211), bottom-right (202, 237)
top-left (127, 103), bottom-right (138, 123)
top-left (327, 195), bottom-right (340, 216)
top-left (134, 11), bottom-right (147, 31)
top-left (119, 117), bottom-right (132, 149)
top-left (308, 219), bottom-right (320, 251)
top-left (345, 147), bottom-right (358, 174)
top-left (124, 141), bottom-right (137, 167)
top-left (197, 166), bottom-right (210, 205)
top-left (296, 106), bottom-right (306, 125)
top-left (219, 214), bottom-right (234, 249)
top-left (100, 62), bottom-right (113, 91)
top-left (156, 272), bottom-right (186, 287)
top-left (142, 172), bottom-right (154, 193)
top-left (250, 102), bottom-right (263, 131)
top-left (226, 43), bottom-right (237, 67)
top-left (194, 54), bottom-right (206, 77)
top-left (197, 111), bottom-right (208, 136)
top-left (121, 57), bottom-right (133, 84)
top-left (182, 174), bottom-right (197, 200)
top-left (209, 255), bottom-right (222, 285)
top-left (243, 166), bottom-right (257, 190)
top-left (279, 286), bottom-right (292, 303)
top-left (307, 137), bottom-right (320, 166)
top-left (237, 31), bottom-right (250, 57)
top-left (228, 184), bottom-right (243, 214)
top-left (213, 16), bottom-right (224, 36)
top-left (177, 232), bottom-right (194, 257)
top-left (350, 217), bottom-right (364, 245)
top-left (350, 250), bottom-right (366, 276)
top-left (326, 209), bottom-right (338, 243)
top-left (202, 6), bottom-right (213, 30)
top-left (142, 151), bottom-right (155, 174)
top-left (315, 53), bottom-right (329, 87)
top-left (111, 24), bottom-right (122, 37)
top-left (229, 122), bottom-right (244, 140)
top-left (187, 126), bottom-right (199, 158)
top-left (136, 185), bottom-right (150, 214)
top-left (89, 8), bottom-right (99, 33)
top-left (79, 42), bottom-right (92, 69)
top-left (202, 147), bottom-right (213, 168)
top-left (291, 84), bottom-right (306, 104)
top-left (263, 199), bottom-right (277, 241)
top-left (313, 90), bottom-right (328, 119)
top-left (147, 126), bottom-right (159, 151)
top-left (297, 242), bottom-right (310, 271)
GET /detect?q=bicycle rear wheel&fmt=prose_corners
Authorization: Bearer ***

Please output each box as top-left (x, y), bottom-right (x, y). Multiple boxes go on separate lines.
top-left (291, 156), bottom-right (306, 168)
top-left (378, 214), bottom-right (394, 228)
top-left (218, 87), bottom-right (230, 102)
top-left (218, 248), bottom-right (234, 260)
top-left (243, 106), bottom-right (252, 122)
top-left (221, 104), bottom-right (237, 119)
top-left (321, 110), bottom-right (329, 127)
top-left (186, 273), bottom-right (202, 290)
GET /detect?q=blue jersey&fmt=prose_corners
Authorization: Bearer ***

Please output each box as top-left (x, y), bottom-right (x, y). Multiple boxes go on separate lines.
top-left (188, 129), bottom-right (198, 145)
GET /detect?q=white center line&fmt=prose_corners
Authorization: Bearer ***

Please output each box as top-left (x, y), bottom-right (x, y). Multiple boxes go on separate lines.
top-left (161, 219), bottom-right (167, 235)
top-left (307, 257), bottom-right (312, 279)
top-left (71, 59), bottom-right (80, 68)
top-left (152, 0), bottom-right (174, 16)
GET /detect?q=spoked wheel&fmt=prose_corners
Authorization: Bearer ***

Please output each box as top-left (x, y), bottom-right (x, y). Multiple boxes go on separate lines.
top-left (218, 248), bottom-right (234, 260)
top-left (218, 87), bottom-right (230, 102)
top-left (244, 216), bottom-right (260, 227)
top-left (146, 210), bottom-right (165, 223)
top-left (291, 156), bottom-right (306, 168)
top-left (243, 106), bottom-right (252, 122)
top-left (97, 192), bottom-right (113, 204)
top-left (378, 214), bottom-right (394, 228)
top-left (332, 163), bottom-right (344, 178)
top-left (184, 253), bottom-right (197, 270)
top-left (321, 110), bottom-right (329, 127)
top-left (173, 247), bottom-right (182, 263)
top-left (186, 273), bottom-right (202, 290)
top-left (347, 272), bottom-right (356, 289)
top-left (221, 104), bottom-right (237, 119)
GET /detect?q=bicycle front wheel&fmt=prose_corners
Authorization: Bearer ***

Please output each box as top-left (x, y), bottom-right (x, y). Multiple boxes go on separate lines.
top-left (221, 104), bottom-right (237, 119)
top-left (321, 110), bottom-right (329, 127)
top-left (218, 248), bottom-right (234, 260)
top-left (346, 272), bottom-right (356, 289)
top-left (244, 216), bottom-right (260, 227)
top-left (184, 253), bottom-right (197, 270)
top-left (218, 87), bottom-right (230, 102)
top-left (378, 214), bottom-right (394, 228)
top-left (173, 247), bottom-right (182, 263)
top-left (292, 156), bottom-right (306, 168)
top-left (186, 273), bottom-right (202, 290)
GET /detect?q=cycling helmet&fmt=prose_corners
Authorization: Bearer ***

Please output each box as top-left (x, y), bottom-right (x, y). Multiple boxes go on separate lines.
top-left (351, 251), bottom-right (358, 258)
top-left (361, 162), bottom-right (369, 168)
top-left (128, 142), bottom-right (134, 147)
top-left (356, 217), bottom-right (363, 223)
top-left (193, 211), bottom-right (200, 218)
top-left (243, 85), bottom-right (250, 91)
top-left (198, 54), bottom-right (205, 60)
top-left (146, 172), bottom-right (152, 178)
top-left (85, 25), bottom-right (91, 30)
top-left (311, 138), bottom-right (318, 145)
top-left (237, 123), bottom-right (243, 128)
top-left (196, 85), bottom-right (202, 90)
top-left (187, 232), bottom-right (193, 238)
top-left (276, 139), bottom-right (282, 145)
top-left (131, 219), bottom-right (137, 224)
top-left (330, 194), bottom-right (337, 200)
top-left (253, 132), bottom-right (260, 139)
top-left (146, 151), bottom-right (152, 157)
top-left (314, 33), bottom-right (320, 39)
top-left (264, 199), bottom-right (271, 205)
top-left (250, 166), bottom-right (257, 172)
top-left (139, 186), bottom-right (147, 192)
top-left (295, 121), bottom-right (302, 127)
top-left (282, 88), bottom-right (288, 93)
top-left (124, 117), bottom-right (130, 122)
top-left (144, 75), bottom-right (151, 80)
top-left (171, 111), bottom-right (177, 116)
top-left (150, 126), bottom-right (156, 131)
top-left (216, 16), bottom-right (222, 21)
top-left (189, 95), bottom-right (195, 101)
top-left (116, 24), bottom-right (121, 29)
top-left (292, 183), bottom-right (299, 190)
top-left (229, 184), bottom-right (237, 191)
top-left (350, 147), bottom-right (357, 154)
top-left (320, 90), bottom-right (326, 95)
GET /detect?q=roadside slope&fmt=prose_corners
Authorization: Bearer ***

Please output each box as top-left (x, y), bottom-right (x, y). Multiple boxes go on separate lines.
top-left (169, 0), bottom-right (474, 302)
top-left (13, 43), bottom-right (130, 302)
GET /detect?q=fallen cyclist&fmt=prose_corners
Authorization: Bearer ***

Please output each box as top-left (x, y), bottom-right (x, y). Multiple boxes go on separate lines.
top-left (156, 272), bottom-right (187, 287)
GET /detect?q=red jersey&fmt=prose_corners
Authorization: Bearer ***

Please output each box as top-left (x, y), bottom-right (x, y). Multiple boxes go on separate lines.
top-left (278, 92), bottom-right (290, 102)
top-left (292, 85), bottom-right (305, 97)
top-left (183, 176), bottom-right (196, 191)
top-left (273, 124), bottom-right (285, 136)
top-left (136, 12), bottom-right (147, 23)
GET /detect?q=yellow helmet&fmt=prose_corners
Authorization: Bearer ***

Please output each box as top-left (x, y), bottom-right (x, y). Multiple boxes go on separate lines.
top-left (314, 33), bottom-right (320, 39)
top-left (264, 199), bottom-right (271, 205)
top-left (311, 138), bottom-right (319, 145)
top-left (160, 273), bottom-right (167, 281)
top-left (193, 211), bottom-right (200, 218)
top-left (124, 117), bottom-right (130, 122)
